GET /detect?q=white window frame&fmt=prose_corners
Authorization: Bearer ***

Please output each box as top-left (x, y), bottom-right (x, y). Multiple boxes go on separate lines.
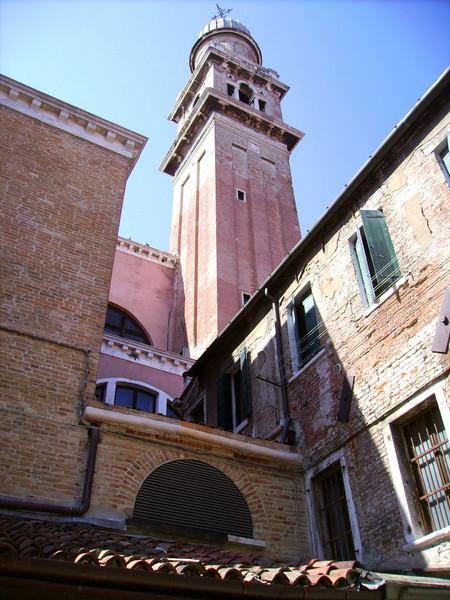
top-left (96, 378), bottom-right (173, 416)
top-left (236, 188), bottom-right (246, 202)
top-left (384, 380), bottom-right (450, 552)
top-left (349, 214), bottom-right (403, 312)
top-left (286, 282), bottom-right (324, 377)
top-left (305, 449), bottom-right (363, 562)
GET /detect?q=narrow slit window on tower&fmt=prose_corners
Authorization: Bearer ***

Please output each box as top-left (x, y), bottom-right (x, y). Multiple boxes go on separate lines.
top-left (236, 188), bottom-right (246, 202)
top-left (258, 99), bottom-right (266, 112)
top-left (227, 84), bottom-right (235, 97)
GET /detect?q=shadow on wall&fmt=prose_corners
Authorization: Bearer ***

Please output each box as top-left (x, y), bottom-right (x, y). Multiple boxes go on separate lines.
top-left (280, 299), bottom-right (433, 571)
top-left (168, 262), bottom-right (188, 356)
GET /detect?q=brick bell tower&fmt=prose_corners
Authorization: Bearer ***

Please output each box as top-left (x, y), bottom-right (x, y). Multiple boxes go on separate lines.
top-left (161, 16), bottom-right (304, 358)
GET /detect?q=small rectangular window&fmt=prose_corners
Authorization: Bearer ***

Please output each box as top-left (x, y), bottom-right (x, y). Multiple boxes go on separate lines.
top-left (241, 292), bottom-right (251, 306)
top-left (236, 189), bottom-right (246, 202)
top-left (351, 209), bottom-right (401, 306)
top-left (227, 84), bottom-right (235, 97)
top-left (314, 463), bottom-right (356, 561)
top-left (217, 349), bottom-right (252, 432)
top-left (291, 287), bottom-right (322, 368)
top-left (258, 99), bottom-right (266, 112)
top-left (115, 385), bottom-right (156, 413)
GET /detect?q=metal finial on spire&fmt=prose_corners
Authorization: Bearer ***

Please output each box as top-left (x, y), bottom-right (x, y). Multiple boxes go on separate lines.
top-left (212, 4), bottom-right (232, 19)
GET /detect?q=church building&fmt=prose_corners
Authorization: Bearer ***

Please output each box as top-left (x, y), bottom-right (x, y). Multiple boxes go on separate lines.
top-left (1, 13), bottom-right (449, 599)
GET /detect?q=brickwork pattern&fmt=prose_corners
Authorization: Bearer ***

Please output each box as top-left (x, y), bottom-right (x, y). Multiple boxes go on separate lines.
top-left (0, 106), bottom-right (130, 502)
top-left (89, 423), bottom-right (309, 560)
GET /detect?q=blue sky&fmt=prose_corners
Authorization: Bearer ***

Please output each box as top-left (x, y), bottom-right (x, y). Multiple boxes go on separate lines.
top-left (1, 0), bottom-right (449, 251)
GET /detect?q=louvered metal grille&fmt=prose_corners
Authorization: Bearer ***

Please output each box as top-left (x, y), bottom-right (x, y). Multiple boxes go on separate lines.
top-left (133, 460), bottom-right (253, 538)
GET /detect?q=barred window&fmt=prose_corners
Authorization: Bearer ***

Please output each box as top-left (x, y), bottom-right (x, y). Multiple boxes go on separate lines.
top-left (314, 463), bottom-right (355, 560)
top-left (401, 403), bottom-right (450, 533)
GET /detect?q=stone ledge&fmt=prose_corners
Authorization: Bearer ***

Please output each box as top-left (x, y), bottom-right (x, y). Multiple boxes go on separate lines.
top-left (116, 237), bottom-right (178, 267)
top-left (101, 333), bottom-right (193, 376)
top-left (0, 75), bottom-right (147, 167)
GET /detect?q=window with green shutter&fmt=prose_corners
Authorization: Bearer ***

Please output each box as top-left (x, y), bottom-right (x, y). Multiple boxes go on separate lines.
top-left (217, 349), bottom-right (252, 432)
top-left (351, 209), bottom-right (401, 306)
top-left (438, 134), bottom-right (450, 182)
top-left (290, 287), bottom-right (323, 369)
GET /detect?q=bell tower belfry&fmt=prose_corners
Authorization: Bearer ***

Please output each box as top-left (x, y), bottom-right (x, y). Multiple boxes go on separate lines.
top-left (161, 16), bottom-right (304, 358)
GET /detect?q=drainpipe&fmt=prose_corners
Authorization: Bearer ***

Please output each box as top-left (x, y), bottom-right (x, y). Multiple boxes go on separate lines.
top-left (264, 288), bottom-right (291, 443)
top-left (0, 426), bottom-right (99, 516)
top-left (0, 324), bottom-right (99, 516)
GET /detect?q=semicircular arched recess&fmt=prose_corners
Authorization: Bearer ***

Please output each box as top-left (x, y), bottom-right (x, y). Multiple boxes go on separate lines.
top-left (133, 459), bottom-right (253, 538)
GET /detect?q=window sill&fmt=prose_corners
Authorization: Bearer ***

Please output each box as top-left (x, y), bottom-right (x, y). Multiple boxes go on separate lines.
top-left (363, 276), bottom-right (408, 317)
top-left (403, 526), bottom-right (450, 553)
top-left (227, 534), bottom-right (266, 549)
top-left (288, 348), bottom-right (326, 384)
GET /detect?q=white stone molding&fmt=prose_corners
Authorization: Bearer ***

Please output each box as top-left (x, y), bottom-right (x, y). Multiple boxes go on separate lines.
top-left (101, 333), bottom-right (194, 376)
top-left (84, 406), bottom-right (303, 465)
top-left (116, 237), bottom-right (178, 268)
top-left (0, 75), bottom-right (147, 167)
top-left (96, 377), bottom-right (173, 416)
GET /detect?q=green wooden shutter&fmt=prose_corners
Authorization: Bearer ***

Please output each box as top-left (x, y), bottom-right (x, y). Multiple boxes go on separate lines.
top-left (239, 348), bottom-right (252, 419)
top-left (354, 230), bottom-right (375, 305)
top-left (361, 209), bottom-right (400, 295)
top-left (217, 373), bottom-right (233, 430)
top-left (441, 135), bottom-right (450, 175)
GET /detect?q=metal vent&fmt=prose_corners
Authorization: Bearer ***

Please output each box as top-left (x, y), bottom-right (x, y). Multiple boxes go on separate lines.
top-left (133, 459), bottom-right (253, 538)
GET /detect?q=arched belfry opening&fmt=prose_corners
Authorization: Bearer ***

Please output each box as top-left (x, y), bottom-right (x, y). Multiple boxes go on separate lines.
top-left (133, 459), bottom-right (253, 538)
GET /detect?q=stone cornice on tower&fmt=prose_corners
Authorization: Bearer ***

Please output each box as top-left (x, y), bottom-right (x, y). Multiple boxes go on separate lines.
top-left (169, 47), bottom-right (288, 124)
top-left (0, 75), bottom-right (147, 170)
top-left (160, 85), bottom-right (304, 176)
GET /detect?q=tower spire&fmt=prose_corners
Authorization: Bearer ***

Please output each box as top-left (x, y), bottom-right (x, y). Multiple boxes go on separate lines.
top-left (162, 19), bottom-right (304, 358)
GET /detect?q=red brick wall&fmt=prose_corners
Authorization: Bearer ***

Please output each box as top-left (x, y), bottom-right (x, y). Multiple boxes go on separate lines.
top-left (0, 106), bottom-right (131, 502)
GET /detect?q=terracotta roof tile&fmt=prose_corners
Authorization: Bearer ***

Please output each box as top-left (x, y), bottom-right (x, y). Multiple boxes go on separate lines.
top-left (0, 515), bottom-right (383, 592)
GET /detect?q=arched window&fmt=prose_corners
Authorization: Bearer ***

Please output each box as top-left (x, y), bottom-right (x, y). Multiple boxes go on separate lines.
top-left (115, 384), bottom-right (156, 413)
top-left (238, 83), bottom-right (254, 106)
top-left (104, 305), bottom-right (150, 345)
top-left (133, 460), bottom-right (253, 538)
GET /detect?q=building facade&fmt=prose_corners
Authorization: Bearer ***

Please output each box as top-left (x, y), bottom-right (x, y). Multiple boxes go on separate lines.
top-left (0, 13), bottom-right (449, 596)
top-left (183, 67), bottom-right (450, 571)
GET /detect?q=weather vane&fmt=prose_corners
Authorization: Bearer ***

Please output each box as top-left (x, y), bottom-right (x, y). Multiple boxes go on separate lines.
top-left (212, 4), bottom-right (232, 19)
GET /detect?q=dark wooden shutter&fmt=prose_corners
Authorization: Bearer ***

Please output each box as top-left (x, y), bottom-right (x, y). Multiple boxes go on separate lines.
top-left (337, 375), bottom-right (355, 422)
top-left (361, 210), bottom-right (399, 287)
top-left (217, 373), bottom-right (233, 430)
top-left (240, 348), bottom-right (252, 419)
top-left (133, 459), bottom-right (253, 538)
top-left (432, 289), bottom-right (450, 354)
